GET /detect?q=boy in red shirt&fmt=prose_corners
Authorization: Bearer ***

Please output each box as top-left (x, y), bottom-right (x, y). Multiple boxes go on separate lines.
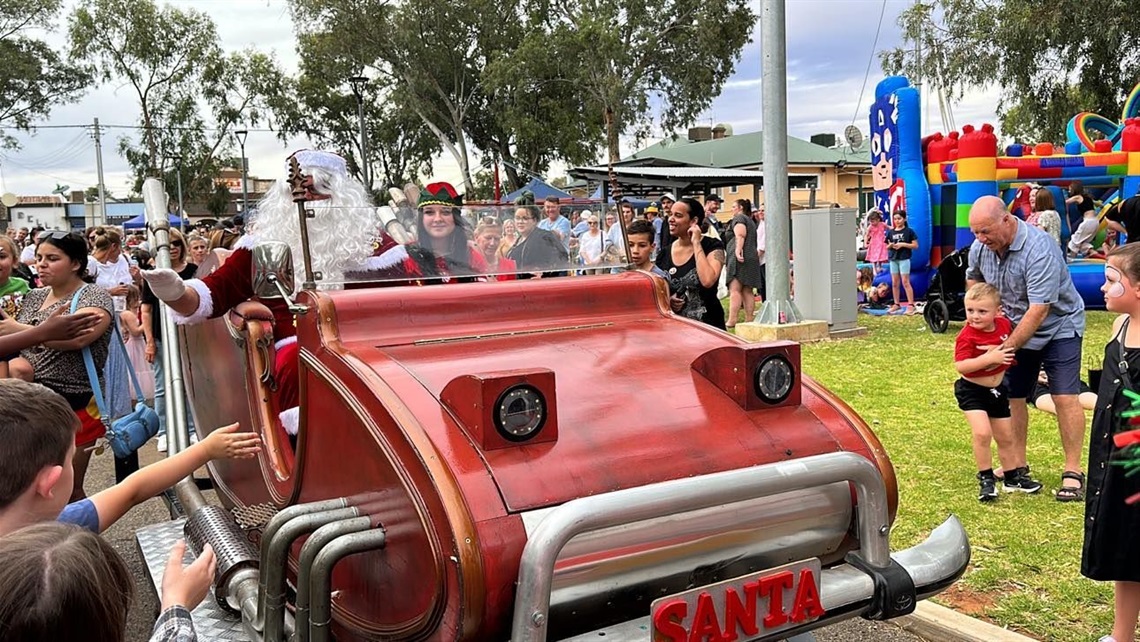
top-left (954, 283), bottom-right (1042, 500)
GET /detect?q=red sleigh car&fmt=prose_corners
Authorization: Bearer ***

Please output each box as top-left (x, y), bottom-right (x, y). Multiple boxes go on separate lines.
top-left (137, 199), bottom-right (969, 642)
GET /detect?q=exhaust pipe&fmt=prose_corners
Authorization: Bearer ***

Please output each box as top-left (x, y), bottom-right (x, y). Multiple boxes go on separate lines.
top-left (261, 504), bottom-right (361, 642)
top-left (306, 528), bottom-right (388, 642)
top-left (292, 516), bottom-right (375, 641)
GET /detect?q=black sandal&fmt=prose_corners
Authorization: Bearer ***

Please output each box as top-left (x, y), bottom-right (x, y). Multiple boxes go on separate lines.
top-left (1056, 471), bottom-right (1085, 502)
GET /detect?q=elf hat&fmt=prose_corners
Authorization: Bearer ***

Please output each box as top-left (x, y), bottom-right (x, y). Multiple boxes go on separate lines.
top-left (417, 182), bottom-right (463, 209)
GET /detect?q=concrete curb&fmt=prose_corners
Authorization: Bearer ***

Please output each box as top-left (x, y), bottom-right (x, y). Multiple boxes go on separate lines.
top-left (893, 602), bottom-right (1039, 642)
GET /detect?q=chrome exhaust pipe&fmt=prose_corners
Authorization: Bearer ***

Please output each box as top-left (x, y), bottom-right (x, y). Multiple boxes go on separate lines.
top-left (261, 505), bottom-right (361, 642)
top-left (142, 178), bottom-right (195, 458)
top-left (291, 516), bottom-right (374, 641)
top-left (306, 528), bottom-right (388, 642)
top-left (256, 499), bottom-right (351, 632)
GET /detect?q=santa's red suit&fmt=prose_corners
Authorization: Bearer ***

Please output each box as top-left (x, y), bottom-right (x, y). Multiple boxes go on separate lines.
top-left (173, 236), bottom-right (299, 417)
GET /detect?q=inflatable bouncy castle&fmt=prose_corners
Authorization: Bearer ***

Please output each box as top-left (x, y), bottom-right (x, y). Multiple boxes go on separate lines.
top-left (870, 76), bottom-right (1140, 310)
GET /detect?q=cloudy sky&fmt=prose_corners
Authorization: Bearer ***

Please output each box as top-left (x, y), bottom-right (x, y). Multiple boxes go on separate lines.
top-left (0, 0), bottom-right (1002, 198)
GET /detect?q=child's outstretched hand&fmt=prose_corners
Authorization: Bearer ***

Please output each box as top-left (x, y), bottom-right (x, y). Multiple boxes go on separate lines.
top-left (161, 540), bottom-right (216, 611)
top-left (202, 423), bottom-right (261, 460)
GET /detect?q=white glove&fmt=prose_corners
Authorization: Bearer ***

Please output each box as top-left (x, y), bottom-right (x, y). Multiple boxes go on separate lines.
top-left (141, 268), bottom-right (187, 303)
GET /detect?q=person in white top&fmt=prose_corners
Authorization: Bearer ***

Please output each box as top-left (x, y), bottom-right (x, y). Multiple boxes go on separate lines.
top-left (578, 214), bottom-right (605, 273)
top-left (89, 228), bottom-right (138, 312)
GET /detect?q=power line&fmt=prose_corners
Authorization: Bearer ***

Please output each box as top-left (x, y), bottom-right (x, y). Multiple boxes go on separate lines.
top-left (850, 0), bottom-right (889, 128)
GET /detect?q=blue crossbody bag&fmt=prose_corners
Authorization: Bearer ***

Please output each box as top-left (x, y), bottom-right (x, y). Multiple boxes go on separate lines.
top-left (73, 286), bottom-right (160, 458)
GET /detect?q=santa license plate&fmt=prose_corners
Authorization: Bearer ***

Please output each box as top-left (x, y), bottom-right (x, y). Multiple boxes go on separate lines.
top-left (650, 558), bottom-right (824, 642)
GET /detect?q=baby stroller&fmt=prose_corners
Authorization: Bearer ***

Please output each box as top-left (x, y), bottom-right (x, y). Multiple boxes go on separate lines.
top-left (924, 247), bottom-right (970, 333)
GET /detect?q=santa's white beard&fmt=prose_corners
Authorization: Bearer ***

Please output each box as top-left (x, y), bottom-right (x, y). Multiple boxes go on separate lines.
top-left (244, 167), bottom-right (379, 289)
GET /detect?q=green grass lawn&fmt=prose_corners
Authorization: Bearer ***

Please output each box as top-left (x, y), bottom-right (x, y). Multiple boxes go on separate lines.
top-left (792, 311), bottom-right (1117, 641)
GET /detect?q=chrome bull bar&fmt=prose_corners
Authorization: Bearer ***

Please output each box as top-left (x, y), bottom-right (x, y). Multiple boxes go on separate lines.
top-left (512, 451), bottom-right (970, 642)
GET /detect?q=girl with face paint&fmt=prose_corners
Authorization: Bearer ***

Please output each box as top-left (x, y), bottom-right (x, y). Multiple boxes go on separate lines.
top-left (1082, 242), bottom-right (1140, 642)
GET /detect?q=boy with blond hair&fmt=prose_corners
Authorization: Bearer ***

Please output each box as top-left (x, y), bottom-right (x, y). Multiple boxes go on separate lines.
top-left (954, 283), bottom-right (1041, 501)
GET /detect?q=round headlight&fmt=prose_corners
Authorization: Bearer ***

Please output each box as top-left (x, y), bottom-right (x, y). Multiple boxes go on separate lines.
top-left (494, 385), bottom-right (546, 441)
top-left (754, 355), bottom-right (794, 404)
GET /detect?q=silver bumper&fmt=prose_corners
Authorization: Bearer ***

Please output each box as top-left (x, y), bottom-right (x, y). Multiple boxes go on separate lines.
top-left (511, 452), bottom-right (970, 642)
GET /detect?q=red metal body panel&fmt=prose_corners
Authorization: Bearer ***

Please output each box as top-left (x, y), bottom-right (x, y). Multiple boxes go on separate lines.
top-left (185, 272), bottom-right (897, 640)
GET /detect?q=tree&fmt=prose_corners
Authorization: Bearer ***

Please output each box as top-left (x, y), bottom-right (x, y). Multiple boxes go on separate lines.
top-left (288, 0), bottom-right (611, 194)
top-left (0, 0), bottom-right (92, 148)
top-left (276, 2), bottom-right (438, 191)
top-left (83, 185), bottom-right (114, 202)
top-left (69, 0), bottom-right (286, 200)
top-left (205, 183), bottom-right (232, 218)
top-left (515, 0), bottom-right (755, 163)
top-left (880, 0), bottom-right (1140, 143)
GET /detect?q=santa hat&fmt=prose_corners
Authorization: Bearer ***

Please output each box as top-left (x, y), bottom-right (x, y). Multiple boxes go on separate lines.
top-left (289, 149), bottom-right (348, 177)
top-left (417, 182), bottom-right (463, 209)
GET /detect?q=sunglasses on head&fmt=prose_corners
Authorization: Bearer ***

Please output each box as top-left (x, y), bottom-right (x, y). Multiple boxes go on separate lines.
top-left (38, 230), bottom-right (80, 243)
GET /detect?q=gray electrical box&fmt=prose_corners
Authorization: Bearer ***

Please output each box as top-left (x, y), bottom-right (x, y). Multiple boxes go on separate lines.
top-left (792, 207), bottom-right (857, 332)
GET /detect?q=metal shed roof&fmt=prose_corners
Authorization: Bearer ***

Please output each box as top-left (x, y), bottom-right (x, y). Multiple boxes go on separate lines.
top-left (567, 164), bottom-right (818, 196)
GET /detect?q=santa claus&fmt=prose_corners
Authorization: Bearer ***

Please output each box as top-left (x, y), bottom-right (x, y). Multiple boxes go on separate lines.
top-left (141, 149), bottom-right (380, 429)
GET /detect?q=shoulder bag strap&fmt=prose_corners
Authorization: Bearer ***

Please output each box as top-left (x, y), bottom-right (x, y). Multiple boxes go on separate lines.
top-left (73, 286), bottom-right (109, 426)
top-left (1116, 317), bottom-right (1134, 393)
top-left (109, 316), bottom-right (146, 403)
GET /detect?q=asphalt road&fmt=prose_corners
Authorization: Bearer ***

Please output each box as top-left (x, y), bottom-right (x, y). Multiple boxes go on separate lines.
top-left (88, 444), bottom-right (925, 642)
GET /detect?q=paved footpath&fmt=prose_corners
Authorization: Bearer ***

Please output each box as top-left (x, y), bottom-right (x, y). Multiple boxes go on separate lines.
top-left (87, 445), bottom-right (926, 642)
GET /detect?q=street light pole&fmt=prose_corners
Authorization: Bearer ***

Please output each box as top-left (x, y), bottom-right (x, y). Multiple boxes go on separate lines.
top-left (234, 129), bottom-right (249, 216)
top-left (171, 154), bottom-right (185, 234)
top-left (349, 76), bottom-right (370, 188)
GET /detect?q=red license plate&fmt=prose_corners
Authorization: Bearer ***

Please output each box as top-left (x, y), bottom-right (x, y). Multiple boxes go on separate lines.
top-left (650, 558), bottom-right (825, 642)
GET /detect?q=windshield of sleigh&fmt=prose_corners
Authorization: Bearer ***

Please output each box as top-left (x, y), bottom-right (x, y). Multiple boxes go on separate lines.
top-left (297, 203), bottom-right (636, 288)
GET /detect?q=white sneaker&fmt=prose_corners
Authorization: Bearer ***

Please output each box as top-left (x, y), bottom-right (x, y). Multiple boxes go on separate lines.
top-left (156, 435), bottom-right (167, 453)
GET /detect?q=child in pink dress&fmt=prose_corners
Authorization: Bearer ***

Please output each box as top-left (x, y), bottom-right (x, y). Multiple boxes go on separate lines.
top-left (864, 210), bottom-right (888, 273)
top-left (119, 286), bottom-right (155, 402)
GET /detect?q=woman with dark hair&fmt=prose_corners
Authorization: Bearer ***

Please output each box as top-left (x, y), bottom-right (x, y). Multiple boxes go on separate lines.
top-left (411, 182), bottom-right (486, 277)
top-left (5, 231), bottom-right (114, 500)
top-left (507, 192), bottom-right (568, 274)
top-left (656, 197), bottom-right (727, 329)
top-left (361, 182), bottom-right (488, 285)
top-left (723, 198), bottom-right (762, 328)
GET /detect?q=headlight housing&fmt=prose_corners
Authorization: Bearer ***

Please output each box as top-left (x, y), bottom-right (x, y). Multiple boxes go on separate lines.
top-left (495, 384), bottom-right (547, 441)
top-left (754, 355), bottom-right (794, 404)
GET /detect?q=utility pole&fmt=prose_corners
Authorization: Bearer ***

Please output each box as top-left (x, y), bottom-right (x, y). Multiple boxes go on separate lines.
top-left (93, 118), bottom-right (107, 226)
top-left (757, 0), bottom-right (802, 325)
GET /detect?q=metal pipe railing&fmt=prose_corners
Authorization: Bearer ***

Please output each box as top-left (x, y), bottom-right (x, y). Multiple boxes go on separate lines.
top-left (510, 451), bottom-right (890, 642)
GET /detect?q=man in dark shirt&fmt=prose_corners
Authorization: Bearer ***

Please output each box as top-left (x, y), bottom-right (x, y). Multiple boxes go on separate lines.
top-left (1106, 194), bottom-right (1140, 244)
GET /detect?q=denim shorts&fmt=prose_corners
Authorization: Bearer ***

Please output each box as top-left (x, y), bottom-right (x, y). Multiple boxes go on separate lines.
top-left (1003, 335), bottom-right (1083, 398)
top-left (889, 259), bottom-right (911, 275)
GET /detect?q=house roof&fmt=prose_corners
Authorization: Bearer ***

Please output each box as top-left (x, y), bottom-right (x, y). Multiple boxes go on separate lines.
top-left (624, 131), bottom-right (871, 169)
top-left (567, 164), bottom-right (817, 196)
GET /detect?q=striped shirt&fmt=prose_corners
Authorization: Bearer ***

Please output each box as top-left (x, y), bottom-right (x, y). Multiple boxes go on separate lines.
top-left (966, 218), bottom-right (1085, 350)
